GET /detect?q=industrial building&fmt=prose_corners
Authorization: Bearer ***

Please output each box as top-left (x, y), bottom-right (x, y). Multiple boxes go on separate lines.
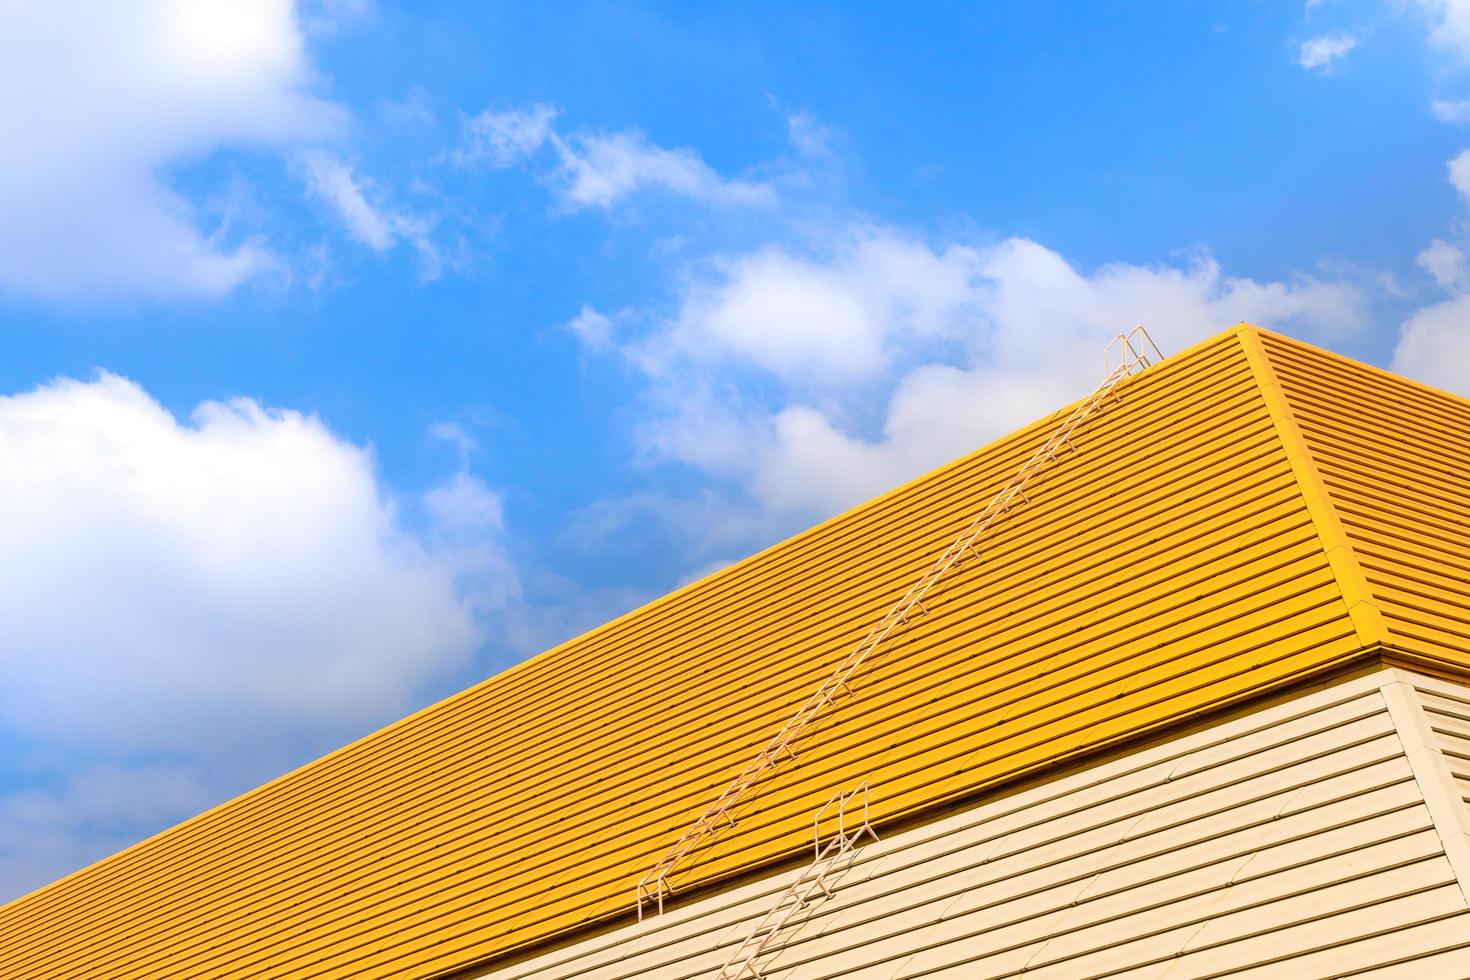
top-left (4, 323), bottom-right (1470, 978)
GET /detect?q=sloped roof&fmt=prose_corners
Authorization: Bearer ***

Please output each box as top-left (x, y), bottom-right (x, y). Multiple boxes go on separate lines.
top-left (2, 325), bottom-right (1466, 979)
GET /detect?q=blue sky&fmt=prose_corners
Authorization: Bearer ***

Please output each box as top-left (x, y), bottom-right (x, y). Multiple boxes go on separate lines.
top-left (1, 0), bottom-right (1469, 899)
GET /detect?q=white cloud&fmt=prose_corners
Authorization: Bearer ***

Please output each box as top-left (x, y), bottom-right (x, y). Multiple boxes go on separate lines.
top-left (563, 305), bottom-right (618, 349)
top-left (621, 227), bottom-right (1366, 517)
top-left (552, 130), bottom-right (775, 210)
top-left (428, 420), bottom-right (479, 466)
top-left (1433, 97), bottom-right (1470, 121)
top-left (1449, 150), bottom-right (1470, 200)
top-left (651, 230), bottom-right (982, 382)
top-left (0, 0), bottom-right (344, 300)
top-left (458, 103), bottom-right (560, 168)
top-left (1404, 8), bottom-right (1470, 397)
top-left (0, 373), bottom-right (484, 758)
top-left (424, 472), bottom-right (505, 531)
top-left (301, 0), bottom-right (371, 32)
top-left (787, 112), bottom-right (833, 158)
top-left (1419, 0), bottom-right (1470, 59)
top-left (420, 473), bottom-right (519, 617)
top-left (457, 102), bottom-right (775, 210)
top-left (298, 150), bottom-right (442, 275)
top-left (1418, 238), bottom-right (1470, 290)
top-left (300, 151), bottom-right (397, 250)
top-left (0, 377), bottom-right (539, 900)
top-left (1392, 296), bottom-right (1470, 396)
top-left (1298, 33), bottom-right (1359, 70)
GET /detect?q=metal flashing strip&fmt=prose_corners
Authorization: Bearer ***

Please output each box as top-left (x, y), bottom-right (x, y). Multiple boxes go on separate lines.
top-left (1234, 324), bottom-right (1390, 649)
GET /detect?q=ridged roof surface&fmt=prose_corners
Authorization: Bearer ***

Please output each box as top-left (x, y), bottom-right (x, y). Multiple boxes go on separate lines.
top-left (2, 325), bottom-right (1464, 979)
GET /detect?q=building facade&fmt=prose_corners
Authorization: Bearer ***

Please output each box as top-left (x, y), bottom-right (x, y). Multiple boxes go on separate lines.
top-left (4, 324), bottom-right (1469, 979)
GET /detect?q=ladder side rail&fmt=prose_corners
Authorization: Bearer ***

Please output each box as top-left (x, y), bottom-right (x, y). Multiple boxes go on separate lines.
top-left (716, 783), bottom-right (877, 980)
top-left (644, 368), bottom-right (1113, 905)
top-left (639, 329), bottom-right (1159, 918)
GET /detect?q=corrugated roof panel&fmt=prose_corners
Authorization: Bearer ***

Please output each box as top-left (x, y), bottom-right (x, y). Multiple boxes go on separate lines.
top-left (1262, 330), bottom-right (1470, 673)
top-left (0, 326), bottom-right (1419, 979)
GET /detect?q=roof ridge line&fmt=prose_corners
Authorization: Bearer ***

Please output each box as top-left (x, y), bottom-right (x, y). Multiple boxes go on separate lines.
top-left (1234, 323), bottom-right (1391, 649)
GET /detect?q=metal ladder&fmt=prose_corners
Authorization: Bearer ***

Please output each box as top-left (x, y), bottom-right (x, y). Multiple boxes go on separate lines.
top-left (636, 327), bottom-right (1163, 923)
top-left (716, 783), bottom-right (878, 980)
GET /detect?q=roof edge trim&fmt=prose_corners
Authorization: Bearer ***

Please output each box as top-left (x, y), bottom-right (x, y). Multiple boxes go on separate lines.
top-left (1235, 323), bottom-right (1391, 649)
top-left (1379, 645), bottom-right (1470, 687)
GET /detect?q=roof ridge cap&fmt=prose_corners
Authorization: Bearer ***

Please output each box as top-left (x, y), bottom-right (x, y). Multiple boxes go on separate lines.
top-left (1234, 324), bottom-right (1391, 648)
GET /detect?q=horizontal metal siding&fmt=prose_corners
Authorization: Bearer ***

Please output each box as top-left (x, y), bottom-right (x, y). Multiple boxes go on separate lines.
top-left (0, 331), bottom-right (1367, 980)
top-left (493, 672), bottom-right (1470, 979)
top-left (1262, 331), bottom-right (1470, 670)
top-left (1417, 685), bottom-right (1470, 809)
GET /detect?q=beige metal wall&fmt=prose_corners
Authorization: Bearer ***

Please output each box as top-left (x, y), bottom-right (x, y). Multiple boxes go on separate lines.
top-left (484, 667), bottom-right (1470, 980)
top-left (1413, 676), bottom-right (1470, 809)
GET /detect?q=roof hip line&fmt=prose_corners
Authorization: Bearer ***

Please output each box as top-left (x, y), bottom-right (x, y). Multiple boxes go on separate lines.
top-left (1234, 323), bottom-right (1390, 649)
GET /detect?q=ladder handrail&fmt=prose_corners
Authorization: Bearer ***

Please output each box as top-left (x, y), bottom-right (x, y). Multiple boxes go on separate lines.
top-left (716, 783), bottom-right (877, 980)
top-left (636, 327), bottom-right (1163, 920)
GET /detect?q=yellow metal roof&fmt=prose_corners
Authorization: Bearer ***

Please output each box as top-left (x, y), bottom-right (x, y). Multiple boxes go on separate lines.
top-left (2, 324), bottom-right (1464, 979)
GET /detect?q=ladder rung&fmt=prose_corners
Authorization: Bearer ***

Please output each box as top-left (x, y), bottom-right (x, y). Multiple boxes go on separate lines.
top-left (639, 329), bottom-right (1163, 927)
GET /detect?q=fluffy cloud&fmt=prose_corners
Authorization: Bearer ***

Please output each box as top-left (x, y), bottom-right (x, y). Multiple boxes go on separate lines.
top-left (1432, 98), bottom-right (1470, 122)
top-left (424, 471), bottom-right (505, 531)
top-left (1420, 0), bottom-right (1470, 59)
top-left (1450, 150), bottom-right (1470, 200)
top-left (457, 104), bottom-right (560, 169)
top-left (554, 131), bottom-right (775, 210)
top-left (458, 102), bottom-right (775, 210)
top-left (301, 151), bottom-right (400, 250)
top-left (0, 374), bottom-right (483, 757)
top-left (298, 150), bottom-right (443, 277)
top-left (604, 228), bottom-right (1366, 517)
top-left (654, 231), bottom-right (982, 381)
top-left (1417, 238), bottom-right (1470, 290)
top-left (1392, 296), bottom-right (1470, 396)
top-left (0, 372), bottom-right (518, 898)
top-left (562, 305), bottom-right (618, 349)
top-left (786, 112), bottom-right (833, 158)
top-left (0, 0), bottom-right (343, 300)
top-left (1298, 33), bottom-right (1359, 70)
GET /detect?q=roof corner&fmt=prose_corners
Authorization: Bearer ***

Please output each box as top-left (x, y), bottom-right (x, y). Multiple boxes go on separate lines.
top-left (1234, 327), bottom-right (1392, 650)
top-left (1231, 321), bottom-right (1274, 342)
